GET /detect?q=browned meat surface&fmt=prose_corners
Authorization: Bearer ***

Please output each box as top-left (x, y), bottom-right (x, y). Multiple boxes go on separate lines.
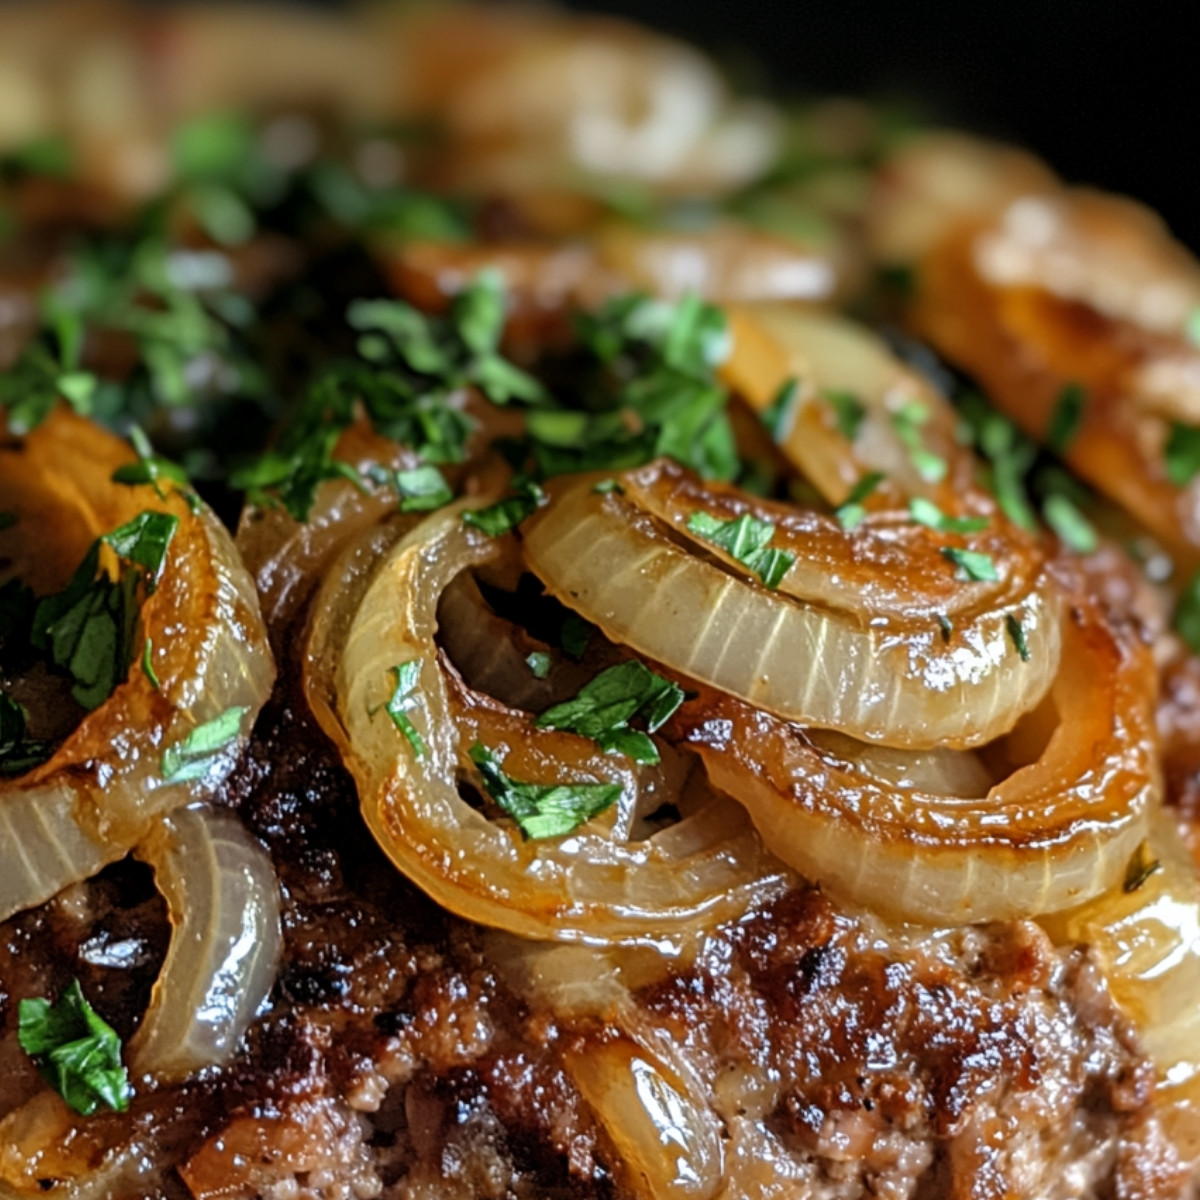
top-left (0, 654), bottom-right (1189, 1200)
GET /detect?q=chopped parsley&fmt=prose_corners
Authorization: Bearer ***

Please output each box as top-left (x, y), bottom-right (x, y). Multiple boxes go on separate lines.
top-left (941, 546), bottom-right (998, 582)
top-left (142, 637), bottom-right (160, 690)
top-left (469, 743), bottom-right (621, 840)
top-left (1047, 382), bottom-right (1087, 454)
top-left (0, 691), bottom-right (51, 777)
top-left (908, 497), bottom-right (988, 534)
top-left (836, 471), bottom-right (885, 530)
top-left (111, 426), bottom-right (190, 500)
top-left (891, 398), bottom-right (947, 484)
top-left (526, 651), bottom-right (552, 679)
top-left (388, 465), bottom-right (454, 513)
top-left (535, 660), bottom-right (687, 765)
top-left (383, 661), bottom-right (425, 757)
top-left (1005, 613), bottom-right (1031, 662)
top-left (1164, 421), bottom-right (1200, 487)
top-left (823, 389), bottom-right (866, 441)
top-left (18, 980), bottom-right (130, 1116)
top-left (161, 705), bottom-right (248, 782)
top-left (686, 510), bottom-right (795, 589)
top-left (462, 480), bottom-right (546, 536)
top-left (560, 614), bottom-right (595, 661)
top-left (761, 377), bottom-right (800, 443)
top-left (1174, 568), bottom-right (1200, 655)
top-left (1042, 492), bottom-right (1098, 554)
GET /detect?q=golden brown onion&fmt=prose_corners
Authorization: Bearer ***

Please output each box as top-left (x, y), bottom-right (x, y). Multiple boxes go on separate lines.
top-left (670, 587), bottom-right (1159, 924)
top-left (304, 501), bottom-right (791, 948)
top-left (0, 408), bottom-right (275, 921)
top-left (522, 461), bottom-right (1061, 750)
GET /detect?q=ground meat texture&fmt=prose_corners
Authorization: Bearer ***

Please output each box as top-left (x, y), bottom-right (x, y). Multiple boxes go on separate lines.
top-left (0, 672), bottom-right (1191, 1199)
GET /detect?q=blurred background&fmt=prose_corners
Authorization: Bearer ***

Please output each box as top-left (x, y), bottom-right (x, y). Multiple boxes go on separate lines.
top-left (561, 0), bottom-right (1199, 250)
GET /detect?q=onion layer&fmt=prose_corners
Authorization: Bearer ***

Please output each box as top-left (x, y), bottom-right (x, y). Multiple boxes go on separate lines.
top-left (0, 408), bottom-right (275, 921)
top-left (129, 806), bottom-right (281, 1082)
top-left (304, 501), bottom-right (791, 947)
top-left (671, 588), bottom-right (1159, 924)
top-left (522, 461), bottom-right (1061, 750)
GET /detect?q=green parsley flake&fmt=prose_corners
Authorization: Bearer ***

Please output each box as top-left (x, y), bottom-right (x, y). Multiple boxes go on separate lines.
top-left (1047, 382), bottom-right (1087, 454)
top-left (142, 637), bottom-right (160, 690)
top-left (941, 546), bottom-right (998, 582)
top-left (526, 651), bottom-right (552, 679)
top-left (1042, 492), bottom-right (1098, 554)
top-left (469, 743), bottom-right (621, 840)
top-left (762, 377), bottom-right (800, 443)
top-left (823, 389), bottom-right (866, 442)
top-left (18, 980), bottom-right (130, 1116)
top-left (891, 399), bottom-right (947, 484)
top-left (102, 511), bottom-right (179, 589)
top-left (908, 497), bottom-right (989, 534)
top-left (462, 480), bottom-right (546, 537)
top-left (535, 660), bottom-right (687, 766)
top-left (1005, 613), bottom-right (1031, 662)
top-left (390, 465), bottom-right (454, 513)
top-left (686, 511), bottom-right (795, 590)
top-left (383, 661), bottom-right (425, 757)
top-left (1174, 568), bottom-right (1200, 655)
top-left (1164, 421), bottom-right (1200, 487)
top-left (111, 426), bottom-right (190, 499)
top-left (560, 614), bottom-right (595, 661)
top-left (836, 471), bottom-right (885, 530)
top-left (161, 706), bottom-right (248, 782)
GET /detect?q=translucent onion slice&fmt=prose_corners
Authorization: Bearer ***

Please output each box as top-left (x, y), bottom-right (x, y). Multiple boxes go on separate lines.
top-left (1041, 815), bottom-right (1200, 1087)
top-left (0, 408), bottom-right (275, 921)
top-left (521, 463), bottom-right (1061, 750)
top-left (128, 806), bottom-right (281, 1082)
top-left (718, 303), bottom-right (976, 506)
top-left (304, 502), bottom-right (791, 948)
top-left (671, 593), bottom-right (1159, 924)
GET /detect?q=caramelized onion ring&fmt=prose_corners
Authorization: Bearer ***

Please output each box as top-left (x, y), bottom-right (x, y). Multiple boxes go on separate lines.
top-left (671, 590), bottom-right (1158, 924)
top-left (129, 806), bottom-right (281, 1083)
top-left (522, 461), bottom-right (1061, 749)
top-left (0, 408), bottom-right (275, 921)
top-left (304, 502), bottom-right (790, 948)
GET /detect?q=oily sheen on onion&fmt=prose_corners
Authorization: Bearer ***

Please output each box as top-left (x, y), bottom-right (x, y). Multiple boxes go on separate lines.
top-left (304, 499), bottom-right (791, 948)
top-left (522, 460), bottom-right (1061, 750)
top-left (669, 579), bottom-right (1159, 924)
top-left (0, 407), bottom-right (275, 921)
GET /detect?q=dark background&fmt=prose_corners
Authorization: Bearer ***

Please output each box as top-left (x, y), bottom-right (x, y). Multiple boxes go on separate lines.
top-left (556, 0), bottom-right (1199, 251)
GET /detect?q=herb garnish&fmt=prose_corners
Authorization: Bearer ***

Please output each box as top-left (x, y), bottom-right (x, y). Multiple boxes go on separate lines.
top-left (1005, 613), bottom-right (1031, 662)
top-left (1047, 382), bottom-right (1087, 454)
top-left (462, 480), bottom-right (546, 537)
top-left (762, 377), bottom-right (800, 443)
top-left (111, 427), bottom-right (191, 499)
top-left (142, 637), bottom-right (161, 690)
top-left (891, 398), bottom-right (947, 483)
top-left (941, 546), bottom-right (998, 582)
top-left (1174, 568), bottom-right (1200, 655)
top-left (686, 511), bottom-right (795, 589)
top-left (469, 743), bottom-right (621, 840)
top-left (1164, 421), bottom-right (1200, 487)
top-left (823, 389), bottom-right (866, 441)
top-left (535, 660), bottom-right (687, 765)
top-left (383, 661), bottom-right (425, 757)
top-left (836, 471), bottom-right (885, 530)
top-left (18, 980), bottom-right (131, 1116)
top-left (1042, 492), bottom-right (1098, 553)
top-left (161, 705), bottom-right (248, 782)
top-left (909, 497), bottom-right (988, 534)
top-left (526, 651), bottom-right (552, 679)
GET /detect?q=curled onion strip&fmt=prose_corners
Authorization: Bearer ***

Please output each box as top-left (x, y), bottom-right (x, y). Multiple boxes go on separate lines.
top-left (522, 462), bottom-right (1061, 750)
top-left (0, 409), bottom-right (275, 921)
top-left (671, 592), bottom-right (1159, 924)
top-left (129, 806), bottom-right (281, 1082)
top-left (304, 502), bottom-right (791, 947)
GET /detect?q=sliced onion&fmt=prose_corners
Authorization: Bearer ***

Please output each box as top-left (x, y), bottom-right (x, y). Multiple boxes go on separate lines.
top-left (903, 176), bottom-right (1200, 568)
top-left (671, 589), bottom-right (1159, 924)
top-left (718, 303), bottom-right (975, 506)
top-left (128, 806), bottom-right (281, 1082)
top-left (564, 1034), bottom-right (724, 1200)
top-left (521, 461), bottom-right (1061, 750)
top-left (0, 408), bottom-right (275, 921)
top-left (304, 501), bottom-right (791, 948)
